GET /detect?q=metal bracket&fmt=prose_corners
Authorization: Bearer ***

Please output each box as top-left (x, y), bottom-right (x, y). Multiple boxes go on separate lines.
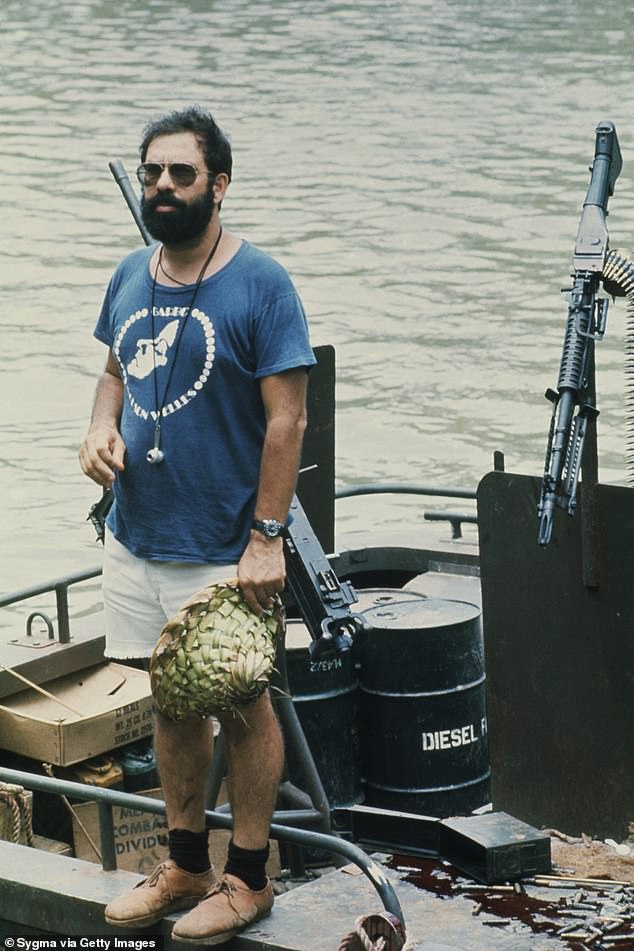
top-left (8, 612), bottom-right (56, 649)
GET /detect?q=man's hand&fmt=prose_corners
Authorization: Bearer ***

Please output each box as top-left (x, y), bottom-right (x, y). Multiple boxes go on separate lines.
top-left (238, 533), bottom-right (286, 615)
top-left (79, 425), bottom-right (126, 487)
top-left (80, 353), bottom-right (125, 487)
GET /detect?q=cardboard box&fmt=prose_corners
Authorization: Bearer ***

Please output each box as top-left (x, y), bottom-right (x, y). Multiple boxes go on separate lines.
top-left (0, 663), bottom-right (153, 766)
top-left (72, 788), bottom-right (169, 875)
top-left (72, 787), bottom-right (281, 878)
top-left (32, 833), bottom-right (72, 856)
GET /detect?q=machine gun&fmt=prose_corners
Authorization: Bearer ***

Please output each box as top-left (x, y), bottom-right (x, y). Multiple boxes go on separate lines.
top-left (89, 484), bottom-right (363, 658)
top-left (88, 161), bottom-right (364, 658)
top-left (537, 121), bottom-right (622, 546)
top-left (283, 495), bottom-right (364, 658)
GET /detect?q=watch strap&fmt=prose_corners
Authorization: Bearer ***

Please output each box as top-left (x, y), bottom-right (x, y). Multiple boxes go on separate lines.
top-left (252, 518), bottom-right (288, 539)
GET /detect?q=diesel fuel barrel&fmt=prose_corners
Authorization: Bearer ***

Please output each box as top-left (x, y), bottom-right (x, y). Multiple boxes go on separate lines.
top-left (359, 598), bottom-right (491, 817)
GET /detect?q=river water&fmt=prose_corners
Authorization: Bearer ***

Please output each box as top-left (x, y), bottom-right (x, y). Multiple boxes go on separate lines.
top-left (3, 0), bottom-right (634, 628)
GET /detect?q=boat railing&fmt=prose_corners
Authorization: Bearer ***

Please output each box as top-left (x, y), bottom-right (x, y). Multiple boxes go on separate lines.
top-left (335, 482), bottom-right (478, 540)
top-left (0, 765), bottom-right (404, 921)
top-left (0, 567), bottom-right (103, 644)
top-left (0, 483), bottom-right (479, 925)
top-left (335, 482), bottom-right (476, 500)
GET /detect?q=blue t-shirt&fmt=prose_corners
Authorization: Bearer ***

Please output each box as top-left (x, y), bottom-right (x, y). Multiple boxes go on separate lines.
top-left (94, 240), bottom-right (316, 563)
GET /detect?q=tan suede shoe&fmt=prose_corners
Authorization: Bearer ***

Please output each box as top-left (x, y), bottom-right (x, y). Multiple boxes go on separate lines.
top-left (171, 873), bottom-right (274, 945)
top-left (105, 860), bottom-right (216, 928)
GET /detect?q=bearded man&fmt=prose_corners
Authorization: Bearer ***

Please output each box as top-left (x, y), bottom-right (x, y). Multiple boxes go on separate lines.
top-left (79, 105), bottom-right (315, 945)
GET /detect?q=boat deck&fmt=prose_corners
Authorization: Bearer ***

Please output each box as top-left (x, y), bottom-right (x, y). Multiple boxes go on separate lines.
top-left (1, 839), bottom-right (624, 950)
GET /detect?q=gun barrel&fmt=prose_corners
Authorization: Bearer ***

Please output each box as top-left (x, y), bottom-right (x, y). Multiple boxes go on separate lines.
top-left (108, 160), bottom-right (153, 247)
top-left (573, 122), bottom-right (622, 272)
top-left (585, 121), bottom-right (622, 209)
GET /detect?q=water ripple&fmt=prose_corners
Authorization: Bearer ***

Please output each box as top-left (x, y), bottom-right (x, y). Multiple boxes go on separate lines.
top-left (3, 0), bottom-right (634, 596)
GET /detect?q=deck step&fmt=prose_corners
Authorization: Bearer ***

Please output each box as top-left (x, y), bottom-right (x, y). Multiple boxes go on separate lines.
top-left (0, 840), bottom-right (572, 950)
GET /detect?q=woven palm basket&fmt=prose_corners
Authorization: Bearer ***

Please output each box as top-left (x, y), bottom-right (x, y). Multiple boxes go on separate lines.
top-left (150, 580), bottom-right (284, 720)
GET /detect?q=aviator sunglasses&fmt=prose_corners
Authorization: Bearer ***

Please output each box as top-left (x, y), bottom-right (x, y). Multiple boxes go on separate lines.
top-left (136, 162), bottom-right (211, 188)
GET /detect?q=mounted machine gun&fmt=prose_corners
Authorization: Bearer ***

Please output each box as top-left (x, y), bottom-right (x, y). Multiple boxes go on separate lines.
top-left (537, 121), bottom-right (627, 545)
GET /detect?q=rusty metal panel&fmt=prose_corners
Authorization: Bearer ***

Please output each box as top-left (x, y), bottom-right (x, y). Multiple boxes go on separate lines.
top-left (477, 471), bottom-right (634, 839)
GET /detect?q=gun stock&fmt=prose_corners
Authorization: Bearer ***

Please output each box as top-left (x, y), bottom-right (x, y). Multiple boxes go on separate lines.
top-left (284, 496), bottom-right (365, 658)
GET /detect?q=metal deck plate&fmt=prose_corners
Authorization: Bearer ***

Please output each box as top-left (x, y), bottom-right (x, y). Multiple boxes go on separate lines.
top-left (0, 840), bottom-right (583, 950)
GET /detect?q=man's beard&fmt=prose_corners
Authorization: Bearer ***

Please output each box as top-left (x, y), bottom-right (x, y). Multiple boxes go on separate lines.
top-left (141, 186), bottom-right (214, 246)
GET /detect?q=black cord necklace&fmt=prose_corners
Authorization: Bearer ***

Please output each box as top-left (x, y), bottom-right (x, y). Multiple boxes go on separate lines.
top-left (158, 249), bottom-right (188, 286)
top-left (147, 227), bottom-right (223, 465)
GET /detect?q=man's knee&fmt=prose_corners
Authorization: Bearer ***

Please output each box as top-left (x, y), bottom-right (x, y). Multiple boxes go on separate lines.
top-left (154, 708), bottom-right (215, 745)
top-left (219, 692), bottom-right (278, 740)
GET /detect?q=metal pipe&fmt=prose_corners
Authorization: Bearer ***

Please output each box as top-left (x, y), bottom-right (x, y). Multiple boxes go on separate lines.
top-left (0, 567), bottom-right (102, 609)
top-left (336, 482), bottom-right (476, 500)
top-left (97, 800), bottom-right (117, 871)
top-left (0, 768), bottom-right (404, 923)
top-left (55, 584), bottom-right (71, 644)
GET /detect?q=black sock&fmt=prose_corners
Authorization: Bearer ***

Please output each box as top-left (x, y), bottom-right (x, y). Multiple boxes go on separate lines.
top-left (168, 828), bottom-right (211, 874)
top-left (223, 838), bottom-right (269, 891)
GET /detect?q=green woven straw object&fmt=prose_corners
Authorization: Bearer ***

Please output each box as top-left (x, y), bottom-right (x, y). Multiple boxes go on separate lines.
top-left (150, 580), bottom-right (284, 720)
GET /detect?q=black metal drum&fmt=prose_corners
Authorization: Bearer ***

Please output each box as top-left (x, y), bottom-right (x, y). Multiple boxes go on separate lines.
top-left (360, 598), bottom-right (491, 817)
top-left (354, 587), bottom-right (427, 613)
top-left (284, 619), bottom-right (362, 810)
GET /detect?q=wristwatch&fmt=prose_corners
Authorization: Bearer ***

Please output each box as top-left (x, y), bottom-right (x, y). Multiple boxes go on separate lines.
top-left (252, 518), bottom-right (288, 539)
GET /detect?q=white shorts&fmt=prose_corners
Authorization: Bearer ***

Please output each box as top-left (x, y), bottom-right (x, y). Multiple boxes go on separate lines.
top-left (102, 530), bottom-right (237, 659)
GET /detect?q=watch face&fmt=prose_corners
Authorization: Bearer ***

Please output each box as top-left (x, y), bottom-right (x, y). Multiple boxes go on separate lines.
top-left (254, 518), bottom-right (283, 538)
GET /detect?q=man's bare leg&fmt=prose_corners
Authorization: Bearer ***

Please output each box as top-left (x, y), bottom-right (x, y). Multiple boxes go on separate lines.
top-left (154, 692), bottom-right (283, 844)
top-left (104, 712), bottom-right (216, 927)
top-left (219, 691), bottom-right (283, 848)
top-left (169, 692), bottom-right (282, 943)
top-left (154, 712), bottom-right (214, 831)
